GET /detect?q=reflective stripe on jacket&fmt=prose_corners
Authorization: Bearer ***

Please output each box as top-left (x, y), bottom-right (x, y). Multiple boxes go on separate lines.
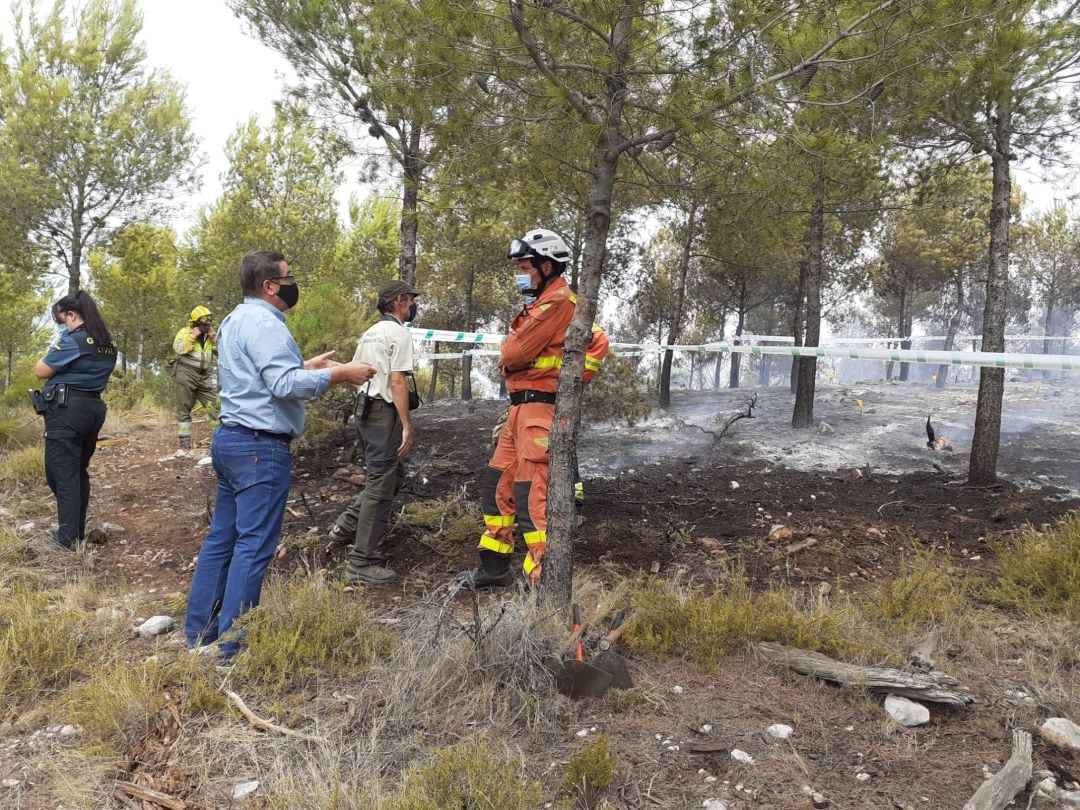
top-left (173, 326), bottom-right (216, 372)
top-left (499, 276), bottom-right (610, 393)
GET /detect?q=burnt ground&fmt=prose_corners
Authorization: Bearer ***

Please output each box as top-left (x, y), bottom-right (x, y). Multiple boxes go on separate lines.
top-left (10, 396), bottom-right (1080, 809)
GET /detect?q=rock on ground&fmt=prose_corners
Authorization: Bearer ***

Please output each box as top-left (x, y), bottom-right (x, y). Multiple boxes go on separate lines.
top-left (135, 616), bottom-right (175, 637)
top-left (884, 695), bottom-right (929, 727)
top-left (1040, 717), bottom-right (1080, 751)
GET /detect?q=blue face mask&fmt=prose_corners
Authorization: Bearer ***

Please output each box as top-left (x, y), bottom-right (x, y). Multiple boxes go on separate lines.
top-left (514, 274), bottom-right (534, 295)
top-left (523, 295), bottom-right (537, 304)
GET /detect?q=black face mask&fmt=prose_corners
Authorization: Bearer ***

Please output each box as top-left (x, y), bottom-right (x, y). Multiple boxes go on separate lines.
top-left (274, 282), bottom-right (300, 309)
top-left (407, 303), bottom-right (418, 322)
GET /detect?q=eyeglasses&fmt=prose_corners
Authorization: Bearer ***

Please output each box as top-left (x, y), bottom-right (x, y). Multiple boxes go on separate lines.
top-left (507, 239), bottom-right (536, 260)
top-left (268, 274), bottom-right (296, 283)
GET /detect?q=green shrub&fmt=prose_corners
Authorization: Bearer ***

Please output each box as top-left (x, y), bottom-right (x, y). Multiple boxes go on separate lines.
top-left (58, 660), bottom-right (168, 755)
top-left (401, 493), bottom-right (480, 547)
top-left (0, 584), bottom-right (91, 711)
top-left (626, 570), bottom-right (865, 666)
top-left (386, 742), bottom-right (542, 810)
top-left (0, 443), bottom-right (45, 485)
top-left (234, 578), bottom-right (393, 692)
top-left (584, 354), bottom-right (653, 425)
top-left (565, 734), bottom-right (616, 793)
top-left (104, 370), bottom-right (176, 413)
top-left (859, 546), bottom-right (975, 631)
top-left (984, 513), bottom-right (1080, 619)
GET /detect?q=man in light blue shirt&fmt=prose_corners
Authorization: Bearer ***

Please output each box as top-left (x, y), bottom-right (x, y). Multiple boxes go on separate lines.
top-left (185, 251), bottom-right (375, 660)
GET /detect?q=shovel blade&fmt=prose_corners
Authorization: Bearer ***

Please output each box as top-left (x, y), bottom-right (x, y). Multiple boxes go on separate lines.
top-left (591, 650), bottom-right (633, 690)
top-left (553, 659), bottom-right (614, 699)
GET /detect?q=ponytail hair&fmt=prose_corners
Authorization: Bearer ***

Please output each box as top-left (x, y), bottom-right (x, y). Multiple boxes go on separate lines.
top-left (53, 290), bottom-right (113, 348)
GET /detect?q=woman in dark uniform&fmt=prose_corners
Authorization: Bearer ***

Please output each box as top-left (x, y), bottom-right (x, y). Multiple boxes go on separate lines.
top-left (34, 291), bottom-right (117, 549)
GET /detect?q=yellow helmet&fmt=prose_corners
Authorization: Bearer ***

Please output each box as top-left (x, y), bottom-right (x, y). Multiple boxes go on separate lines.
top-left (189, 306), bottom-right (212, 324)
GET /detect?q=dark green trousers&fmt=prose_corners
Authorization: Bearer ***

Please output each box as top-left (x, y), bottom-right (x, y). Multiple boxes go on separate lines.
top-left (334, 399), bottom-right (406, 571)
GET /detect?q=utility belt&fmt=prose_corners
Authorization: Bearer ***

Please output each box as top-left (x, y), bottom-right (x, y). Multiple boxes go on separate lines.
top-left (219, 423), bottom-right (292, 443)
top-left (509, 389), bottom-right (557, 406)
top-left (28, 384), bottom-right (100, 415)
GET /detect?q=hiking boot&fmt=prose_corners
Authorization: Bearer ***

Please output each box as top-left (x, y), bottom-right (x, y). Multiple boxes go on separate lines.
top-left (345, 564), bottom-right (397, 585)
top-left (50, 529), bottom-right (75, 551)
top-left (179, 435), bottom-right (192, 450)
top-left (455, 550), bottom-right (514, 590)
top-left (327, 525), bottom-right (352, 546)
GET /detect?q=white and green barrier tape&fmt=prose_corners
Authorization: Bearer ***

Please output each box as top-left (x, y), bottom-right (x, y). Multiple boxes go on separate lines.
top-left (408, 326), bottom-right (1077, 371)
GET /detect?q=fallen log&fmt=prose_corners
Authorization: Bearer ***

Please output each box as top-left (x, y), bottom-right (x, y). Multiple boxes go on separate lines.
top-left (962, 729), bottom-right (1032, 810)
top-left (755, 641), bottom-right (974, 706)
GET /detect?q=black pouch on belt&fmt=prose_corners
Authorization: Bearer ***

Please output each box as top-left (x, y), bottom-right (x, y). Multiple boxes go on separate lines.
top-left (357, 382), bottom-right (374, 420)
top-left (405, 372), bottom-right (422, 411)
top-left (28, 389), bottom-right (46, 415)
top-left (54, 383), bottom-right (68, 407)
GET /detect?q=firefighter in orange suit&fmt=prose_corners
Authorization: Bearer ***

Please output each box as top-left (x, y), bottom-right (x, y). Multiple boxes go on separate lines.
top-left (456, 228), bottom-right (609, 589)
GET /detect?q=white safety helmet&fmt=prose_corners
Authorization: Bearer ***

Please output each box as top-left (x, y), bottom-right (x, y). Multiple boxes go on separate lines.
top-left (507, 228), bottom-right (572, 267)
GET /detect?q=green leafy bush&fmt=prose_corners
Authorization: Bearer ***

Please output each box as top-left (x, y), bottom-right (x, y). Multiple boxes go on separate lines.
top-left (387, 742), bottom-right (541, 810)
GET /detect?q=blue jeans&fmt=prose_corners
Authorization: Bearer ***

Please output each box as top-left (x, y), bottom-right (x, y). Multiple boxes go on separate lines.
top-left (184, 425), bottom-right (292, 657)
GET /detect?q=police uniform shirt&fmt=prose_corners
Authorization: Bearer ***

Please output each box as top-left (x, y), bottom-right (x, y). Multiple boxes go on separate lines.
top-left (41, 326), bottom-right (118, 392)
top-left (351, 317), bottom-right (414, 403)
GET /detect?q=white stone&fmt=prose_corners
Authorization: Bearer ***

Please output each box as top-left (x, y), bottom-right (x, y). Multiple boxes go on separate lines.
top-left (2, 779), bottom-right (20, 788)
top-left (1035, 776), bottom-right (1058, 796)
top-left (1041, 717), bottom-right (1080, 751)
top-left (856, 772), bottom-right (871, 782)
top-left (818, 421), bottom-right (835, 435)
top-left (704, 776), bottom-right (717, 783)
top-left (766, 723), bottom-right (794, 740)
top-left (730, 749), bottom-right (755, 765)
top-left (700, 724), bottom-right (713, 733)
top-left (1061, 791), bottom-right (1080, 808)
top-left (670, 685), bottom-right (684, 694)
top-left (729, 481), bottom-right (740, 490)
top-left (702, 801), bottom-right (728, 810)
top-left (232, 780), bottom-right (260, 800)
top-left (17, 522), bottom-right (35, 533)
top-left (884, 695), bottom-right (930, 727)
top-left (135, 615), bottom-right (175, 637)
top-left (58, 725), bottom-right (78, 737)
top-left (100, 522), bottom-right (126, 534)
top-left (576, 729), bottom-right (588, 738)
top-left (197, 456), bottom-right (213, 467)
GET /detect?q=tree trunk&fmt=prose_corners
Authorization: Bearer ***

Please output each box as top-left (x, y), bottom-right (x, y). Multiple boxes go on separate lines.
top-left (5, 348), bottom-right (12, 390)
top-left (969, 109), bottom-right (1012, 486)
top-left (543, 3), bottom-right (639, 611)
top-left (398, 127), bottom-right (422, 287)
top-left (658, 200), bottom-right (697, 409)
top-left (135, 329), bottom-right (145, 382)
top-left (793, 174), bottom-right (824, 428)
top-left (729, 283), bottom-right (746, 389)
top-left (936, 272), bottom-right (965, 388)
top-left (898, 280), bottom-right (911, 381)
top-left (427, 342), bottom-right (439, 402)
top-left (758, 354), bottom-right (771, 386)
top-left (461, 267), bottom-right (475, 400)
top-left (1042, 287), bottom-right (1055, 382)
top-left (712, 320), bottom-right (726, 388)
top-left (790, 259), bottom-right (808, 394)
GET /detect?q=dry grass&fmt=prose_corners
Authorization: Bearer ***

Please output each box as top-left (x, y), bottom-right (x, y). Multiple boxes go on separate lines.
top-left (0, 582), bottom-right (95, 713)
top-left (0, 443), bottom-right (45, 485)
top-left (625, 566), bottom-right (870, 666)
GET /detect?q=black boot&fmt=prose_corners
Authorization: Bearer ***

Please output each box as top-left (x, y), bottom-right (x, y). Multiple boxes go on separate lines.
top-left (455, 550), bottom-right (514, 589)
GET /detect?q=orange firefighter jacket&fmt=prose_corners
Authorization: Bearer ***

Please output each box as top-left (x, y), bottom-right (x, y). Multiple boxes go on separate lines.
top-left (498, 276), bottom-right (609, 393)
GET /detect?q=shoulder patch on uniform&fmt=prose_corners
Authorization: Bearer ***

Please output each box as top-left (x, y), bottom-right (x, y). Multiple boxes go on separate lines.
top-left (86, 337), bottom-right (95, 345)
top-left (539, 303), bottom-right (551, 312)
top-left (556, 288), bottom-right (568, 297)
top-left (568, 293), bottom-right (578, 304)
top-left (51, 341), bottom-right (62, 350)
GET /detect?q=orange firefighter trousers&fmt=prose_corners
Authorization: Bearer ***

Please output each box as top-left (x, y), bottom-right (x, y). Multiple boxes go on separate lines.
top-left (478, 400), bottom-right (553, 583)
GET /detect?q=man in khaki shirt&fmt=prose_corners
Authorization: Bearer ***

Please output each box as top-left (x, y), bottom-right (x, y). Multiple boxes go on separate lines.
top-left (330, 280), bottom-right (420, 584)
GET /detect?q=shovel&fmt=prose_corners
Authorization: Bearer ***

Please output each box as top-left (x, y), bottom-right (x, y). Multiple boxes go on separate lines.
top-left (591, 610), bottom-right (633, 690)
top-left (552, 603), bottom-right (613, 699)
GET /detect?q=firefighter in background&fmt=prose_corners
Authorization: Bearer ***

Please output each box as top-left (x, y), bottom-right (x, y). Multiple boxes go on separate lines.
top-left (456, 228), bottom-right (609, 589)
top-left (172, 306), bottom-right (217, 449)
